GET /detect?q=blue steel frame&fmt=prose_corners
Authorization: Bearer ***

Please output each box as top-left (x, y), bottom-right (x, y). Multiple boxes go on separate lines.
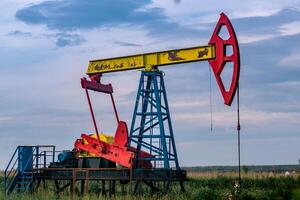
top-left (129, 71), bottom-right (180, 170)
top-left (4, 145), bottom-right (56, 194)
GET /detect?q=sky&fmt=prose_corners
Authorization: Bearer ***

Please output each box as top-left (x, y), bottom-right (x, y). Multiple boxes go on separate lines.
top-left (0, 0), bottom-right (300, 169)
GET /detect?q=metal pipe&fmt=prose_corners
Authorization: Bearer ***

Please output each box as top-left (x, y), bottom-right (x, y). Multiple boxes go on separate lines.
top-left (110, 93), bottom-right (120, 123)
top-left (84, 87), bottom-right (101, 144)
top-left (237, 85), bottom-right (241, 183)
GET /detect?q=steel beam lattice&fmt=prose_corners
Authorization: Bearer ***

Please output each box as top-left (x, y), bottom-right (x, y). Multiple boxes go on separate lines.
top-left (129, 71), bottom-right (180, 170)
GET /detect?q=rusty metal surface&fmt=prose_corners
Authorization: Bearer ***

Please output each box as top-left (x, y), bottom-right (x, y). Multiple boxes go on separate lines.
top-left (33, 168), bottom-right (187, 181)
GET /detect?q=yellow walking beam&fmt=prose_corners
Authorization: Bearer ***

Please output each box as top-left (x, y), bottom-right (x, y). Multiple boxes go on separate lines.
top-left (85, 13), bottom-right (240, 105)
top-left (87, 45), bottom-right (215, 74)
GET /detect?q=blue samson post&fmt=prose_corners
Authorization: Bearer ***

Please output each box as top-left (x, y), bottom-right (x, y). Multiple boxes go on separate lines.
top-left (129, 70), bottom-right (180, 170)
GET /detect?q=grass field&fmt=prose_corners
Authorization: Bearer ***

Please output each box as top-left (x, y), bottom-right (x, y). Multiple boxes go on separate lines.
top-left (1, 172), bottom-right (300, 200)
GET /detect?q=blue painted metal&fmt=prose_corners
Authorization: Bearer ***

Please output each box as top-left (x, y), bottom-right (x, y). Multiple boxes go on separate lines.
top-left (4, 145), bottom-right (56, 195)
top-left (18, 146), bottom-right (33, 173)
top-left (58, 151), bottom-right (73, 162)
top-left (129, 71), bottom-right (180, 170)
top-left (4, 146), bottom-right (19, 194)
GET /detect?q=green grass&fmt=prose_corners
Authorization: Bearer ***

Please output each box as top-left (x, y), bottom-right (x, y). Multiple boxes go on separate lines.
top-left (1, 175), bottom-right (300, 200)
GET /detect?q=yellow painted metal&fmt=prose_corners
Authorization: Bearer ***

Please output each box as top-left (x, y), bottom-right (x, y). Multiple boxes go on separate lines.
top-left (79, 133), bottom-right (114, 157)
top-left (87, 45), bottom-right (215, 74)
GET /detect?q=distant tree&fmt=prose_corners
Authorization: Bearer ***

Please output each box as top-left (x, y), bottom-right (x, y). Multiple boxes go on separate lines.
top-left (241, 166), bottom-right (249, 174)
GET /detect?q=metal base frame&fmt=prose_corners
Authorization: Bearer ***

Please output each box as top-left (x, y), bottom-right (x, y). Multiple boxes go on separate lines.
top-left (32, 168), bottom-right (187, 196)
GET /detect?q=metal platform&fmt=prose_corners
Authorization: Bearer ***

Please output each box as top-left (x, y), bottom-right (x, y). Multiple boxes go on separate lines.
top-left (5, 145), bottom-right (186, 196)
top-left (32, 168), bottom-right (187, 195)
top-left (35, 168), bottom-right (186, 181)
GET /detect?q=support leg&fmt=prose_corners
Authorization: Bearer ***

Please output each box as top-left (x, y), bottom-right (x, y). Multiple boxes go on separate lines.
top-left (143, 180), bottom-right (160, 193)
top-left (71, 169), bottom-right (76, 197)
top-left (85, 174), bottom-right (89, 195)
top-left (112, 180), bottom-right (115, 195)
top-left (35, 179), bottom-right (42, 192)
top-left (109, 181), bottom-right (112, 197)
top-left (134, 180), bottom-right (140, 194)
top-left (81, 180), bottom-right (85, 195)
top-left (102, 180), bottom-right (105, 195)
top-left (121, 182), bottom-right (125, 195)
top-left (43, 180), bottom-right (46, 190)
top-left (180, 180), bottom-right (185, 192)
top-left (54, 180), bottom-right (60, 198)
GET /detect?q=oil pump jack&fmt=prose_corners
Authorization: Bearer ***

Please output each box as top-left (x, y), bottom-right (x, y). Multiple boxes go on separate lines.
top-left (4, 13), bottom-right (240, 195)
top-left (74, 12), bottom-right (240, 191)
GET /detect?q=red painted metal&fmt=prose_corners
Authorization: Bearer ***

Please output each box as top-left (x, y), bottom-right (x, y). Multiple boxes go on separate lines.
top-left (81, 74), bottom-right (113, 144)
top-left (75, 121), bottom-right (134, 168)
top-left (110, 93), bottom-right (120, 124)
top-left (83, 86), bottom-right (101, 144)
top-left (208, 12), bottom-right (240, 106)
top-left (76, 76), bottom-right (153, 168)
top-left (81, 75), bottom-right (113, 94)
top-left (113, 120), bottom-right (128, 148)
top-left (74, 121), bottom-right (153, 168)
top-left (128, 146), bottom-right (153, 169)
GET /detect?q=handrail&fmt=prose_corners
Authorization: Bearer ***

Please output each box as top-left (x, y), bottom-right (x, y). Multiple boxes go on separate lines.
top-left (4, 146), bottom-right (19, 172)
top-left (5, 146), bottom-right (36, 194)
top-left (5, 145), bottom-right (57, 194)
top-left (4, 146), bottom-right (19, 194)
top-left (6, 158), bottom-right (18, 178)
top-left (6, 170), bottom-right (18, 193)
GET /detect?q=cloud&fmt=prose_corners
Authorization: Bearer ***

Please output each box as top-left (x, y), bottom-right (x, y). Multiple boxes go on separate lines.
top-left (15, 0), bottom-right (159, 30)
top-left (174, 110), bottom-right (300, 126)
top-left (0, 116), bottom-right (14, 122)
top-left (272, 80), bottom-right (300, 88)
top-left (238, 34), bottom-right (274, 44)
top-left (226, 7), bottom-right (300, 45)
top-left (280, 51), bottom-right (300, 68)
top-left (41, 32), bottom-right (86, 47)
top-left (149, 0), bottom-right (300, 22)
top-left (0, 108), bottom-right (88, 128)
top-left (15, 0), bottom-right (207, 42)
top-left (54, 33), bottom-right (86, 47)
top-left (8, 30), bottom-right (32, 37)
top-left (114, 41), bottom-right (142, 47)
top-left (279, 20), bottom-right (300, 36)
top-left (177, 136), bottom-right (300, 166)
top-left (240, 32), bottom-right (300, 75)
top-left (12, 0), bottom-right (300, 48)
top-left (15, 0), bottom-right (300, 50)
